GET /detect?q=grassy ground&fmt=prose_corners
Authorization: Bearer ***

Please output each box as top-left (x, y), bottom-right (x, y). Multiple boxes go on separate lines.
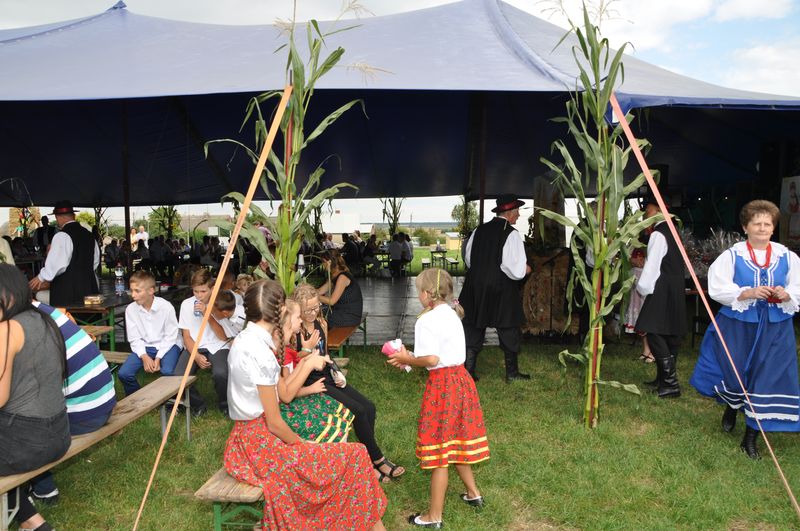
top-left (38, 337), bottom-right (800, 530)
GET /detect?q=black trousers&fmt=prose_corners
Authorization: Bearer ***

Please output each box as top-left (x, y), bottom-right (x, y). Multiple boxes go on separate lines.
top-left (646, 333), bottom-right (682, 361)
top-left (174, 348), bottom-right (230, 409)
top-left (464, 323), bottom-right (521, 355)
top-left (324, 384), bottom-right (382, 462)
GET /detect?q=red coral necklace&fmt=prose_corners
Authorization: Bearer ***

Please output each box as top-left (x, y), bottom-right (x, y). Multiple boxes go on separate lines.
top-left (746, 241), bottom-right (771, 268)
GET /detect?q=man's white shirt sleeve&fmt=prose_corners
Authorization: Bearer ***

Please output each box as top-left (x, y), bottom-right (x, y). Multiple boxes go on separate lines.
top-left (636, 231), bottom-right (668, 297)
top-left (38, 231), bottom-right (72, 282)
top-left (501, 231), bottom-right (527, 280)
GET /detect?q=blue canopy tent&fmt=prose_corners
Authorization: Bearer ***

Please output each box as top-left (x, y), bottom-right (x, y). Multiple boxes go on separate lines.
top-left (0, 0), bottom-right (798, 215)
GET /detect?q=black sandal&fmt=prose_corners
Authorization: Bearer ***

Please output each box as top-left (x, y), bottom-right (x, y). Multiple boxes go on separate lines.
top-left (373, 457), bottom-right (405, 482)
top-left (408, 514), bottom-right (443, 528)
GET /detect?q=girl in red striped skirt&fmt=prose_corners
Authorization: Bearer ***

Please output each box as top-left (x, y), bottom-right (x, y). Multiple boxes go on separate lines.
top-left (387, 268), bottom-right (490, 529)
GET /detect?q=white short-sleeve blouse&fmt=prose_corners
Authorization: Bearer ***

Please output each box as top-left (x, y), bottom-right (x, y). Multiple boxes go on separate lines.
top-left (227, 321), bottom-right (280, 421)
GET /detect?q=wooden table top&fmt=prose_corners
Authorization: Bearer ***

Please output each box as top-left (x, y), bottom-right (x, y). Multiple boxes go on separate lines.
top-left (81, 325), bottom-right (113, 338)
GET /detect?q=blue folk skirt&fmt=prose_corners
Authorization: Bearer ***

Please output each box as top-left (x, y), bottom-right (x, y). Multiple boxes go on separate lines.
top-left (690, 306), bottom-right (800, 432)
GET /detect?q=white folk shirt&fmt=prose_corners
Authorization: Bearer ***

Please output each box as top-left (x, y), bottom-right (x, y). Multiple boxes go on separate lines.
top-left (178, 296), bottom-right (228, 354)
top-left (636, 222), bottom-right (669, 297)
top-left (125, 297), bottom-right (183, 359)
top-left (464, 218), bottom-right (527, 280)
top-left (37, 221), bottom-right (100, 283)
top-left (413, 304), bottom-right (466, 370)
top-left (227, 322), bottom-right (280, 421)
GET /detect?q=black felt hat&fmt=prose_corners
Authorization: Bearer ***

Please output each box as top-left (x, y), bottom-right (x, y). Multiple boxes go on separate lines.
top-left (491, 194), bottom-right (525, 213)
top-left (50, 200), bottom-right (79, 215)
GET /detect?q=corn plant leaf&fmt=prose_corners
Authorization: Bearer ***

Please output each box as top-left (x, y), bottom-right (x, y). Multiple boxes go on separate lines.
top-left (595, 379), bottom-right (641, 396)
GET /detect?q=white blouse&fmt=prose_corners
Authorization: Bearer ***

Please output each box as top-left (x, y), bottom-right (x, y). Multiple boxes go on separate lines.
top-left (413, 304), bottom-right (466, 370)
top-left (227, 322), bottom-right (280, 421)
top-left (707, 241), bottom-right (800, 315)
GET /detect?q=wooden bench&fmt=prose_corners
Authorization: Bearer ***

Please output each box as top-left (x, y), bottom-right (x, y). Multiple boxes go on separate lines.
top-left (327, 313), bottom-right (367, 358)
top-left (101, 349), bottom-right (129, 366)
top-left (420, 257), bottom-right (431, 269)
top-left (0, 375), bottom-right (195, 531)
top-left (195, 468), bottom-right (263, 531)
top-left (445, 256), bottom-right (459, 271)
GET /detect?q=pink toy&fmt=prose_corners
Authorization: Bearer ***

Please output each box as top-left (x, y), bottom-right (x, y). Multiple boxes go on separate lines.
top-left (382, 338), bottom-right (412, 372)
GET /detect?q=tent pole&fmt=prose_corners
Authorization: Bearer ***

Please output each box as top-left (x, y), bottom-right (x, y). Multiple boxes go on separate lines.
top-left (122, 101), bottom-right (132, 272)
top-left (478, 93), bottom-right (487, 223)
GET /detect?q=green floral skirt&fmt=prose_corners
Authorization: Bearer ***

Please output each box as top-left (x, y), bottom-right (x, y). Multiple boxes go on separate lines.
top-left (281, 393), bottom-right (354, 443)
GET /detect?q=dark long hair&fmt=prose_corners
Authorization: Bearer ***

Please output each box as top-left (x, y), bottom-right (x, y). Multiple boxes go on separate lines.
top-left (0, 264), bottom-right (67, 380)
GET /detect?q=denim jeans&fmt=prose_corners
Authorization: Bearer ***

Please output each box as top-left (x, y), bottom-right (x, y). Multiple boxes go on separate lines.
top-left (118, 344), bottom-right (181, 396)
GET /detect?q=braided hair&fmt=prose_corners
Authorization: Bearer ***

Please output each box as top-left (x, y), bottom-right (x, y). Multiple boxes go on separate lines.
top-left (243, 279), bottom-right (286, 361)
top-left (415, 267), bottom-right (464, 319)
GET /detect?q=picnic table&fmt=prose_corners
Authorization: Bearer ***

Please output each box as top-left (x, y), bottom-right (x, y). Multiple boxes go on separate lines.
top-left (14, 254), bottom-right (44, 278)
top-left (374, 251), bottom-right (390, 269)
top-left (430, 249), bottom-right (447, 268)
top-left (65, 293), bottom-right (133, 351)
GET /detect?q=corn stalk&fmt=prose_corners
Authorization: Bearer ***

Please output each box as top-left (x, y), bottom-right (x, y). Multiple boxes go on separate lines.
top-left (537, 7), bottom-right (661, 428)
top-left (207, 18), bottom-right (362, 295)
top-left (381, 197), bottom-right (403, 236)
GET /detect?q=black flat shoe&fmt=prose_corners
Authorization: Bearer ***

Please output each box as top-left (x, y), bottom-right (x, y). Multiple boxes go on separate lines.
top-left (408, 514), bottom-right (443, 528)
top-left (460, 493), bottom-right (484, 507)
top-left (722, 405), bottom-right (737, 433)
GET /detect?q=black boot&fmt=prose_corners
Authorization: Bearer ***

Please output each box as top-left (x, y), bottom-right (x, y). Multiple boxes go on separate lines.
top-left (653, 355), bottom-right (680, 398)
top-left (465, 349), bottom-right (480, 381)
top-left (740, 426), bottom-right (760, 460)
top-left (504, 351), bottom-right (530, 383)
top-left (722, 405), bottom-right (737, 433)
top-left (643, 364), bottom-right (660, 389)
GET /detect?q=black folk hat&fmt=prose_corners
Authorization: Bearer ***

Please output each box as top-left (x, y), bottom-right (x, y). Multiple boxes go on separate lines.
top-left (491, 194), bottom-right (525, 213)
top-left (50, 200), bottom-right (79, 215)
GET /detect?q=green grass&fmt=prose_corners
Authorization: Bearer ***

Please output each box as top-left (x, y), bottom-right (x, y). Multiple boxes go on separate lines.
top-left (38, 338), bottom-right (800, 530)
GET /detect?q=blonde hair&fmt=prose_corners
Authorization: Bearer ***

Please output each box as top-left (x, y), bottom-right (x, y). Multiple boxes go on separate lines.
top-left (235, 274), bottom-right (253, 294)
top-left (274, 300), bottom-right (300, 365)
top-left (415, 267), bottom-right (464, 319)
top-left (292, 283), bottom-right (321, 318)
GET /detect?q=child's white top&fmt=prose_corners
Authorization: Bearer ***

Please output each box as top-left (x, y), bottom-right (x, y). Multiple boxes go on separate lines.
top-left (414, 304), bottom-right (466, 370)
top-left (219, 304), bottom-right (246, 338)
top-left (227, 322), bottom-right (280, 421)
top-left (178, 296), bottom-right (227, 354)
top-left (125, 296), bottom-right (182, 358)
top-left (232, 290), bottom-right (244, 307)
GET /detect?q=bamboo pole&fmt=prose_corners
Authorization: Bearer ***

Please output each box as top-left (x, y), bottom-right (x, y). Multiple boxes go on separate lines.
top-left (132, 85), bottom-right (293, 531)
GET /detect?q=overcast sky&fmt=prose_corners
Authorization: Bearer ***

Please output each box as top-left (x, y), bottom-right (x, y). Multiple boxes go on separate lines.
top-left (2, 0), bottom-right (797, 225)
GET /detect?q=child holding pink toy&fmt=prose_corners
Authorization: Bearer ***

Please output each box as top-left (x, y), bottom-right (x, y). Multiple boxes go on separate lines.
top-left (387, 268), bottom-right (490, 529)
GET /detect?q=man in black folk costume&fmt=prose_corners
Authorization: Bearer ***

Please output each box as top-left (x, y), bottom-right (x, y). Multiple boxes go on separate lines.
top-left (460, 195), bottom-right (531, 383)
top-left (635, 199), bottom-right (686, 398)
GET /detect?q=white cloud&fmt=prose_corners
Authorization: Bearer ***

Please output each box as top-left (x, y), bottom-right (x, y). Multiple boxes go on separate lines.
top-left (720, 41), bottom-right (800, 97)
top-left (712, 0), bottom-right (792, 22)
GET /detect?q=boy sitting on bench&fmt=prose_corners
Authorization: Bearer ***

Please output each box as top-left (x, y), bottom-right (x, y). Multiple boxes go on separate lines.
top-left (118, 271), bottom-right (183, 396)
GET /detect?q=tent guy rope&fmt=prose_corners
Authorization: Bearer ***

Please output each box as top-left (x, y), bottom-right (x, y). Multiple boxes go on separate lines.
top-left (609, 92), bottom-right (800, 522)
top-left (132, 85), bottom-right (293, 531)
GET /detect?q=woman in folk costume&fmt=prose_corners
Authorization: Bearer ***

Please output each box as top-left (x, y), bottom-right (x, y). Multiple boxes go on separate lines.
top-left (691, 200), bottom-right (800, 459)
top-left (224, 279), bottom-right (387, 530)
top-left (387, 268), bottom-right (489, 529)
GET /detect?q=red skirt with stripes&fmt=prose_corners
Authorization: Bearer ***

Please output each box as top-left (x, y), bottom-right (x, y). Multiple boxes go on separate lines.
top-left (416, 364), bottom-right (490, 469)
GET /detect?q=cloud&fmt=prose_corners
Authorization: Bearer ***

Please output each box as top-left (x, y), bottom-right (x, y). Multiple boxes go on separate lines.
top-left (720, 40), bottom-right (800, 97)
top-left (712, 0), bottom-right (792, 22)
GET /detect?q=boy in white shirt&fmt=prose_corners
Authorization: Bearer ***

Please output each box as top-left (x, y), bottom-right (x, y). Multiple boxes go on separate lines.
top-left (174, 269), bottom-right (231, 416)
top-left (119, 270), bottom-right (183, 396)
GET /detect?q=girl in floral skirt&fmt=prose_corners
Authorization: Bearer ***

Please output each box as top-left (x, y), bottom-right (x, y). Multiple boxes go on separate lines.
top-left (387, 268), bottom-right (490, 529)
top-left (276, 299), bottom-right (354, 442)
top-left (224, 279), bottom-right (387, 530)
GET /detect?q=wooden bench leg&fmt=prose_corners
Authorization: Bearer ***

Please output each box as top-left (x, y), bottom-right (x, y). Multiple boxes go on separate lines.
top-left (1, 488), bottom-right (19, 531)
top-left (160, 386), bottom-right (192, 442)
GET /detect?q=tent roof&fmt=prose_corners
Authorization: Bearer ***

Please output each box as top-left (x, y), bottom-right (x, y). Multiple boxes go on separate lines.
top-left (2, 0), bottom-right (797, 109)
top-left (0, 0), bottom-right (798, 207)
